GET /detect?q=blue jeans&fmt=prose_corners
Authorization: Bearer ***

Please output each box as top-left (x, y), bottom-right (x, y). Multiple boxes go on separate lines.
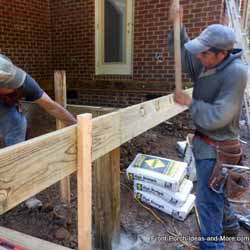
top-left (0, 100), bottom-right (27, 146)
top-left (196, 159), bottom-right (238, 250)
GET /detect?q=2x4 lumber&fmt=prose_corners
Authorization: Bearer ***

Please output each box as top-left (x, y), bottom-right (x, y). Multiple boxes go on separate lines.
top-left (77, 114), bottom-right (92, 250)
top-left (0, 89), bottom-right (192, 215)
top-left (173, 0), bottom-right (182, 90)
top-left (0, 226), bottom-right (72, 250)
top-left (94, 148), bottom-right (120, 250)
top-left (54, 71), bottom-right (71, 204)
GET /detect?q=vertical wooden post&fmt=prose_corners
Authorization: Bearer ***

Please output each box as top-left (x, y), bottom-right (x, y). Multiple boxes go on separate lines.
top-left (77, 114), bottom-right (92, 250)
top-left (54, 71), bottom-right (71, 203)
top-left (94, 148), bottom-right (121, 250)
top-left (173, 0), bottom-right (182, 90)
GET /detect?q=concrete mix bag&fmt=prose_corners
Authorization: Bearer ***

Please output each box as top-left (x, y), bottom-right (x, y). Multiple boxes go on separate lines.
top-left (135, 191), bottom-right (195, 221)
top-left (134, 178), bottom-right (193, 207)
top-left (176, 134), bottom-right (197, 182)
top-left (127, 153), bottom-right (187, 192)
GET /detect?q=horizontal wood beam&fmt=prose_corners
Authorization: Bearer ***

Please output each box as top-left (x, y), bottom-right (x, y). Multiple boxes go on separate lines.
top-left (67, 104), bottom-right (117, 116)
top-left (0, 89), bottom-right (192, 214)
top-left (0, 226), bottom-right (72, 250)
top-left (0, 126), bottom-right (77, 214)
top-left (92, 88), bottom-right (192, 160)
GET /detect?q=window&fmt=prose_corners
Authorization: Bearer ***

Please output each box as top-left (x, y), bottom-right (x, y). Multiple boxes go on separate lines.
top-left (95, 0), bottom-right (134, 75)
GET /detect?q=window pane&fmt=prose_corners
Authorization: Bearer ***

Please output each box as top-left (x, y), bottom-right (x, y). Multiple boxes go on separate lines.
top-left (104, 0), bottom-right (126, 63)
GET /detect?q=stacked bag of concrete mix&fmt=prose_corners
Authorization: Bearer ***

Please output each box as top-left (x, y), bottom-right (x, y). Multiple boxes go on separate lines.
top-left (126, 153), bottom-right (195, 221)
top-left (176, 134), bottom-right (197, 182)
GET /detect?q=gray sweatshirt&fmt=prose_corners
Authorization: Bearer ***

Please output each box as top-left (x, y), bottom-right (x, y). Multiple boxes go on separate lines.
top-left (168, 27), bottom-right (248, 159)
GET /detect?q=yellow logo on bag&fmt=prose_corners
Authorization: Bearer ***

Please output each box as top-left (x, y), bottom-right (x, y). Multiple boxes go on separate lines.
top-left (145, 159), bottom-right (165, 169)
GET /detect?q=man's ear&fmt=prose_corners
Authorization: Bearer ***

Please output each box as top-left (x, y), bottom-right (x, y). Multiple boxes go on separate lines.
top-left (218, 50), bottom-right (228, 60)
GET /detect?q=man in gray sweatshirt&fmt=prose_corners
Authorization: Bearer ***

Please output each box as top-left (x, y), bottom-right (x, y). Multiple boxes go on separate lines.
top-left (168, 5), bottom-right (248, 250)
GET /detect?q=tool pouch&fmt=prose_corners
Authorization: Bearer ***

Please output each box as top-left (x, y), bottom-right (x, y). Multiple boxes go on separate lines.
top-left (208, 140), bottom-right (249, 199)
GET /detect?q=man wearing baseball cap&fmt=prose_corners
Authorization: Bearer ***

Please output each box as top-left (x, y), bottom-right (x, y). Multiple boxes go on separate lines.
top-left (168, 3), bottom-right (248, 250)
top-left (0, 54), bottom-right (76, 207)
top-left (0, 54), bottom-right (76, 146)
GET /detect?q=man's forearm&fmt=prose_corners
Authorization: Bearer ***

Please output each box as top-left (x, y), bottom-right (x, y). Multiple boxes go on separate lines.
top-left (45, 102), bottom-right (76, 126)
top-left (35, 92), bottom-right (77, 126)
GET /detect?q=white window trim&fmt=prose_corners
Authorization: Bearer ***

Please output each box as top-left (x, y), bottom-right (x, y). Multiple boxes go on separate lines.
top-left (95, 0), bottom-right (134, 75)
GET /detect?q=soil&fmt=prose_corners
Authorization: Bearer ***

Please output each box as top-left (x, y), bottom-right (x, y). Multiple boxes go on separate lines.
top-left (0, 106), bottom-right (250, 250)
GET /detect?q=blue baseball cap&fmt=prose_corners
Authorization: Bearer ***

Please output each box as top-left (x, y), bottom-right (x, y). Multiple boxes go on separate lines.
top-left (184, 24), bottom-right (237, 54)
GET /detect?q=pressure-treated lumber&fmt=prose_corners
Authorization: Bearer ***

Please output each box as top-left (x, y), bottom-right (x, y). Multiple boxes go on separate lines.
top-left (173, 0), bottom-right (182, 90)
top-left (54, 71), bottom-right (71, 204)
top-left (0, 89), bottom-right (192, 214)
top-left (0, 126), bottom-right (76, 214)
top-left (94, 148), bottom-right (120, 250)
top-left (0, 226), bottom-right (72, 250)
top-left (77, 114), bottom-right (92, 250)
top-left (67, 104), bottom-right (117, 117)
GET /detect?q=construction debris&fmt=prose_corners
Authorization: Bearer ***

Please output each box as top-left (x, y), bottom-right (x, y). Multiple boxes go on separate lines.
top-left (25, 197), bottom-right (43, 210)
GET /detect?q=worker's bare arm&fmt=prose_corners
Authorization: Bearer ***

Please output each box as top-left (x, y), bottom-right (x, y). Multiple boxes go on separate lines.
top-left (35, 92), bottom-right (77, 126)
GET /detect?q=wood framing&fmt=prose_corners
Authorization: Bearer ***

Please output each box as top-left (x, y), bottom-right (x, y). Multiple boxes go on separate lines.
top-left (94, 148), bottom-right (120, 250)
top-left (0, 226), bottom-right (72, 250)
top-left (173, 0), bottom-right (182, 90)
top-left (77, 114), bottom-right (92, 250)
top-left (67, 104), bottom-right (117, 117)
top-left (54, 70), bottom-right (71, 204)
top-left (0, 88), bottom-right (192, 215)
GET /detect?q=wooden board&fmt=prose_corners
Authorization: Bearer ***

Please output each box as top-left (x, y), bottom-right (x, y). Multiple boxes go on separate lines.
top-left (0, 226), bottom-right (72, 250)
top-left (67, 104), bottom-right (117, 117)
top-left (0, 126), bottom-right (77, 214)
top-left (173, 0), bottom-right (182, 90)
top-left (92, 89), bottom-right (192, 160)
top-left (77, 114), bottom-right (92, 250)
top-left (54, 71), bottom-right (71, 204)
top-left (0, 89), bottom-right (192, 214)
top-left (94, 148), bottom-right (120, 250)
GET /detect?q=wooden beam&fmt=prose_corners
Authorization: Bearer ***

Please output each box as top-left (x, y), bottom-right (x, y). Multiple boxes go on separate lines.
top-left (92, 89), bottom-right (192, 160)
top-left (67, 104), bottom-right (117, 117)
top-left (173, 0), bottom-right (182, 90)
top-left (0, 226), bottom-right (72, 250)
top-left (0, 126), bottom-right (77, 214)
top-left (54, 71), bottom-right (71, 204)
top-left (0, 89), bottom-right (192, 215)
top-left (77, 114), bottom-right (92, 250)
top-left (94, 148), bottom-right (120, 250)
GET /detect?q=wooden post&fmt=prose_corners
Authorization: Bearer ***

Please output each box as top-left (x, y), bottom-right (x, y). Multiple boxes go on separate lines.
top-left (77, 114), bottom-right (92, 250)
top-left (173, 0), bottom-right (182, 90)
top-left (54, 71), bottom-right (71, 203)
top-left (94, 148), bottom-right (121, 250)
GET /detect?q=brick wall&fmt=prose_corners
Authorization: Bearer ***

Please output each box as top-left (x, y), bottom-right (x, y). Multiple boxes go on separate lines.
top-left (1, 0), bottom-right (225, 107)
top-left (51, 0), bottom-right (224, 107)
top-left (0, 0), bottom-right (52, 87)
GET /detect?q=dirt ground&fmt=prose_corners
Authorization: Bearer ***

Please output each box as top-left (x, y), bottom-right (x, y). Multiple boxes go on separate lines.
top-left (0, 105), bottom-right (250, 250)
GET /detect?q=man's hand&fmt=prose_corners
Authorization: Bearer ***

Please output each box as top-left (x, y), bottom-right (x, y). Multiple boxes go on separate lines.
top-left (169, 1), bottom-right (183, 24)
top-left (174, 89), bottom-right (192, 107)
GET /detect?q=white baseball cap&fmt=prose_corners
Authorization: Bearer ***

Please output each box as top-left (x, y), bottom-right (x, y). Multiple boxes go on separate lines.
top-left (0, 54), bottom-right (26, 89)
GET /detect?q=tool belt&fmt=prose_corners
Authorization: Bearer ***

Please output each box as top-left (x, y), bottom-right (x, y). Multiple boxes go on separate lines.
top-left (195, 131), bottom-right (249, 199)
top-left (0, 88), bottom-right (23, 112)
